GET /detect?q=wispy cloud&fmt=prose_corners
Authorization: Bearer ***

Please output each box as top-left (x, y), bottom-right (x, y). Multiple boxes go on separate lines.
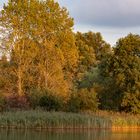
top-left (1, 0), bottom-right (140, 45)
top-left (57, 0), bottom-right (140, 45)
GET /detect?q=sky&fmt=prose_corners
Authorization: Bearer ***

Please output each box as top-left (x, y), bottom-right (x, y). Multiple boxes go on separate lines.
top-left (1, 0), bottom-right (140, 45)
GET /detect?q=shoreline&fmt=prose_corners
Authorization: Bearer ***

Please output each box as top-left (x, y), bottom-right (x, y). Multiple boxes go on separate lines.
top-left (0, 125), bottom-right (140, 131)
top-left (0, 126), bottom-right (140, 131)
top-left (111, 126), bottom-right (140, 132)
top-left (0, 110), bottom-right (139, 131)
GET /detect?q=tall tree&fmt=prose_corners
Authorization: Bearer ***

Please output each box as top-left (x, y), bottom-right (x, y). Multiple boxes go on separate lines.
top-left (100, 34), bottom-right (140, 113)
top-left (75, 31), bottom-right (111, 87)
top-left (0, 0), bottom-right (78, 98)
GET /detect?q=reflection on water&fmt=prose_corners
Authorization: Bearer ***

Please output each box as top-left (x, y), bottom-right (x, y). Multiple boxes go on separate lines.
top-left (0, 129), bottom-right (140, 140)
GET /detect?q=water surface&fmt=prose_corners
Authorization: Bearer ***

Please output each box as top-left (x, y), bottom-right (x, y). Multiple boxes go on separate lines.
top-left (0, 129), bottom-right (140, 140)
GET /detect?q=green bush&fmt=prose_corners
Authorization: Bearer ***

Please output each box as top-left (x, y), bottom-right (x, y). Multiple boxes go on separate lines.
top-left (67, 88), bottom-right (99, 112)
top-left (0, 94), bottom-right (6, 111)
top-left (27, 88), bottom-right (64, 111)
top-left (39, 93), bottom-right (63, 111)
top-left (67, 92), bottom-right (81, 112)
top-left (121, 92), bottom-right (140, 114)
top-left (27, 88), bottom-right (44, 109)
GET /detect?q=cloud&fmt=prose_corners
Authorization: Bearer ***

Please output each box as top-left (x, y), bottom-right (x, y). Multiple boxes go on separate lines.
top-left (73, 24), bottom-right (140, 45)
top-left (1, 0), bottom-right (140, 45)
top-left (58, 0), bottom-right (140, 27)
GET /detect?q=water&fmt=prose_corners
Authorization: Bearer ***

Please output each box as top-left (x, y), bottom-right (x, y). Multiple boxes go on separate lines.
top-left (0, 129), bottom-right (140, 140)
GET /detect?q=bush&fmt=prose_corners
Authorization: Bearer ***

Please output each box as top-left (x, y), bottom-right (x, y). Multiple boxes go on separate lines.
top-left (5, 95), bottom-right (29, 110)
top-left (27, 88), bottom-right (44, 109)
top-left (121, 92), bottom-right (140, 114)
top-left (67, 93), bottom-right (81, 112)
top-left (67, 88), bottom-right (99, 112)
top-left (39, 92), bottom-right (63, 111)
top-left (0, 94), bottom-right (6, 111)
top-left (27, 88), bottom-right (64, 110)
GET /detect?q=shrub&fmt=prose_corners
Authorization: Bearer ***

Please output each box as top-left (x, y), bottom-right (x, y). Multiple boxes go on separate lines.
top-left (67, 92), bottom-right (81, 112)
top-left (27, 88), bottom-right (64, 110)
top-left (27, 88), bottom-right (44, 109)
top-left (121, 92), bottom-right (140, 114)
top-left (67, 88), bottom-right (99, 112)
top-left (0, 94), bottom-right (6, 111)
top-left (5, 95), bottom-right (29, 110)
top-left (39, 94), bottom-right (63, 111)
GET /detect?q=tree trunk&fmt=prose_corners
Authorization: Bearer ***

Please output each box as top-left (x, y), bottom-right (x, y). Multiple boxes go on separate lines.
top-left (18, 66), bottom-right (22, 96)
top-left (44, 70), bottom-right (48, 88)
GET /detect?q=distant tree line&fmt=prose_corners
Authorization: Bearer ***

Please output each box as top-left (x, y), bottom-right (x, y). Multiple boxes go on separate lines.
top-left (0, 0), bottom-right (140, 113)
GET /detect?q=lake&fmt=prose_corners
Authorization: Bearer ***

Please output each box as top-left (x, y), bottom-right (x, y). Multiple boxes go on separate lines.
top-left (0, 129), bottom-right (140, 140)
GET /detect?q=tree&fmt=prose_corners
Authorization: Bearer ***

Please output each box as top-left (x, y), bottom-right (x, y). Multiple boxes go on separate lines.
top-left (99, 34), bottom-right (140, 113)
top-left (0, 55), bottom-right (11, 93)
top-left (0, 0), bottom-right (78, 99)
top-left (75, 31), bottom-right (111, 80)
top-left (76, 31), bottom-right (111, 62)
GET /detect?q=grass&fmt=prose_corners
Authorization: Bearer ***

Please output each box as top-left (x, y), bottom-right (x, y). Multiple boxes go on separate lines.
top-left (95, 110), bottom-right (140, 128)
top-left (0, 110), bottom-right (140, 129)
top-left (0, 110), bottom-right (111, 129)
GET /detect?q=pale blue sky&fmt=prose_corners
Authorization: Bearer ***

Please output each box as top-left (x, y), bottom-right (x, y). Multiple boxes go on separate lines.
top-left (0, 0), bottom-right (7, 8)
top-left (1, 0), bottom-right (140, 45)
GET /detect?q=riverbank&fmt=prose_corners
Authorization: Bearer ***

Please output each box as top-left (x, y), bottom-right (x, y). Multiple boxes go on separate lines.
top-left (96, 111), bottom-right (140, 130)
top-left (0, 110), bottom-right (140, 130)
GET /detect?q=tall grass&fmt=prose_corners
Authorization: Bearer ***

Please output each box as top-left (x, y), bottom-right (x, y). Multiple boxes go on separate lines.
top-left (110, 114), bottom-right (140, 127)
top-left (95, 110), bottom-right (140, 128)
top-left (0, 110), bottom-right (140, 129)
top-left (0, 110), bottom-right (111, 129)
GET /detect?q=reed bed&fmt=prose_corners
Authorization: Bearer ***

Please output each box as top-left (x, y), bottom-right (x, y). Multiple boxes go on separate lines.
top-left (0, 110), bottom-right (140, 129)
top-left (0, 111), bottom-right (111, 129)
top-left (95, 110), bottom-right (140, 128)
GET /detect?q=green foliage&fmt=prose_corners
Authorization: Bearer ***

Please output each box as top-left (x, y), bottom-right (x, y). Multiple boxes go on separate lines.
top-left (0, 94), bottom-right (6, 111)
top-left (113, 34), bottom-right (140, 113)
top-left (67, 88), bottom-right (99, 112)
top-left (39, 91), bottom-right (63, 111)
top-left (0, 111), bottom-right (111, 129)
top-left (78, 67), bottom-right (100, 89)
top-left (67, 92), bottom-right (81, 112)
top-left (0, 110), bottom-right (140, 129)
top-left (1, 0), bottom-right (140, 115)
top-left (98, 80), bottom-right (122, 111)
top-left (121, 92), bottom-right (140, 114)
top-left (99, 34), bottom-right (140, 113)
top-left (75, 31), bottom-right (111, 83)
top-left (27, 88), bottom-right (63, 111)
top-left (27, 88), bottom-right (44, 109)
top-left (76, 31), bottom-right (111, 63)
top-left (78, 88), bottom-right (99, 111)
top-left (98, 53), bottom-right (120, 110)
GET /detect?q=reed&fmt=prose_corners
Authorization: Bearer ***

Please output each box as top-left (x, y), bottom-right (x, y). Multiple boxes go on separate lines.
top-left (0, 110), bottom-right (111, 129)
top-left (0, 110), bottom-right (140, 129)
top-left (95, 110), bottom-right (140, 128)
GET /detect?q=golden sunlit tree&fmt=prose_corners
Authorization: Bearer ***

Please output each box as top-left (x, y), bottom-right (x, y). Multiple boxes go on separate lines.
top-left (0, 0), bottom-right (78, 99)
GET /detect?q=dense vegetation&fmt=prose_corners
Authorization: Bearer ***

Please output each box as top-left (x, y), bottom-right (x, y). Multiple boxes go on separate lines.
top-left (0, 0), bottom-right (140, 115)
top-left (0, 111), bottom-right (111, 129)
top-left (0, 110), bottom-right (139, 129)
